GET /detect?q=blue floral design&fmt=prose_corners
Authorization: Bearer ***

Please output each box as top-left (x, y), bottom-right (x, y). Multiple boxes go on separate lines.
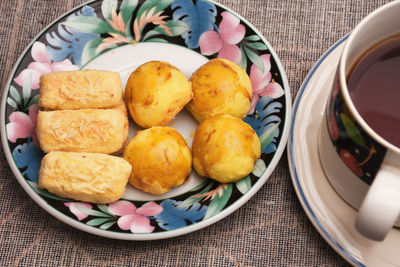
top-left (171, 0), bottom-right (217, 49)
top-left (244, 96), bottom-right (282, 153)
top-left (46, 5), bottom-right (99, 67)
top-left (153, 199), bottom-right (207, 230)
top-left (12, 140), bottom-right (45, 183)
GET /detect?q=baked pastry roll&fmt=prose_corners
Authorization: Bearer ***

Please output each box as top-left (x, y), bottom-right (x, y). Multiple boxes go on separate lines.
top-left (114, 102), bottom-right (129, 149)
top-left (38, 151), bottom-right (132, 204)
top-left (39, 70), bottom-right (123, 110)
top-left (36, 108), bottom-right (128, 154)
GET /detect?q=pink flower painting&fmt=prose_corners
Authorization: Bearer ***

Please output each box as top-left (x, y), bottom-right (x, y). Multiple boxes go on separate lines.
top-left (64, 202), bottom-right (93, 221)
top-left (14, 42), bottom-right (79, 90)
top-left (6, 104), bottom-right (39, 143)
top-left (108, 200), bottom-right (163, 233)
top-left (199, 11), bottom-right (246, 64)
top-left (249, 54), bottom-right (284, 114)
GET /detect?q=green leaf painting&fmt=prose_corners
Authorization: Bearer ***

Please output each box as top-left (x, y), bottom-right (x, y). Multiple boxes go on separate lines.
top-left (245, 42), bottom-right (268, 51)
top-left (244, 46), bottom-right (264, 72)
top-left (239, 45), bottom-right (247, 70)
top-left (235, 176), bottom-right (251, 194)
top-left (143, 20), bottom-right (189, 40)
top-left (63, 16), bottom-right (115, 35)
top-left (136, 0), bottom-right (174, 20)
top-left (178, 181), bottom-right (215, 208)
top-left (245, 35), bottom-right (261, 41)
top-left (259, 122), bottom-right (280, 152)
top-left (27, 95), bottom-right (39, 108)
top-left (101, 0), bottom-right (118, 20)
top-left (252, 159), bottom-right (267, 177)
top-left (86, 218), bottom-right (111, 226)
top-left (9, 85), bottom-right (21, 105)
top-left (189, 180), bottom-right (210, 192)
top-left (341, 113), bottom-right (366, 147)
top-left (22, 74), bottom-right (32, 106)
top-left (203, 184), bottom-right (232, 220)
top-left (144, 38), bottom-right (170, 43)
top-left (100, 221), bottom-right (116, 230)
top-left (97, 204), bottom-right (116, 217)
top-left (75, 206), bottom-right (113, 218)
top-left (7, 98), bottom-right (17, 109)
top-left (120, 0), bottom-right (139, 23)
top-left (81, 37), bottom-right (104, 66)
top-left (121, 0), bottom-right (139, 41)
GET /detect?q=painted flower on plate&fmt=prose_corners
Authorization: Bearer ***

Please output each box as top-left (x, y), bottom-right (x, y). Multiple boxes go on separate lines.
top-left (13, 42), bottom-right (79, 90)
top-left (64, 202), bottom-right (93, 221)
top-left (12, 140), bottom-right (44, 183)
top-left (108, 200), bottom-right (163, 233)
top-left (96, 8), bottom-right (130, 52)
top-left (193, 184), bottom-right (227, 201)
top-left (199, 11), bottom-right (245, 64)
top-left (249, 54), bottom-right (284, 114)
top-left (46, 5), bottom-right (99, 67)
top-left (154, 199), bottom-right (207, 230)
top-left (6, 104), bottom-right (39, 143)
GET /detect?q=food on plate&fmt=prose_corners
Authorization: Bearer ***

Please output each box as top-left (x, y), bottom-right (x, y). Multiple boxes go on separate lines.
top-left (38, 151), bottom-right (132, 204)
top-left (123, 127), bottom-right (192, 195)
top-left (39, 70), bottom-right (123, 110)
top-left (192, 114), bottom-right (261, 183)
top-left (187, 58), bottom-right (253, 122)
top-left (114, 102), bottom-right (130, 149)
top-left (125, 61), bottom-right (192, 128)
top-left (36, 108), bottom-right (128, 154)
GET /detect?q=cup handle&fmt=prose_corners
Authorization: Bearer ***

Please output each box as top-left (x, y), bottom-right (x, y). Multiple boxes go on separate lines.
top-left (355, 151), bottom-right (400, 241)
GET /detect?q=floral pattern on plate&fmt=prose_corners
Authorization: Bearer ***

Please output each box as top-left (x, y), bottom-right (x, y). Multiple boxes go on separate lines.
top-left (3, 0), bottom-right (288, 236)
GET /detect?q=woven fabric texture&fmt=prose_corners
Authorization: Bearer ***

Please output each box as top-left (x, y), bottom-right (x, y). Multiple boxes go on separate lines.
top-left (0, 0), bottom-right (393, 266)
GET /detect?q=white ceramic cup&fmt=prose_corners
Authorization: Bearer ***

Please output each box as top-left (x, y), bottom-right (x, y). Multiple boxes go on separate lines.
top-left (318, 1), bottom-right (400, 241)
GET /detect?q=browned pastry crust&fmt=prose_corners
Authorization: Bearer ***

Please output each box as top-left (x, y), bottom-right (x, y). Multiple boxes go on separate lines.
top-left (123, 127), bottom-right (192, 195)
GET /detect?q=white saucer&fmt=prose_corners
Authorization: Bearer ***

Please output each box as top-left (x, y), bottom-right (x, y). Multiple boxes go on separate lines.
top-left (287, 36), bottom-right (400, 267)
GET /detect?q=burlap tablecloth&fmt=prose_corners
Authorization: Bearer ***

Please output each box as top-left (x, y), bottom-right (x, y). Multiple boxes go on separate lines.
top-left (0, 0), bottom-right (393, 266)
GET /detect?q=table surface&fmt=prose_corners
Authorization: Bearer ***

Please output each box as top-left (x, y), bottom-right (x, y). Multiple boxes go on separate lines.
top-left (0, 0), bottom-right (393, 266)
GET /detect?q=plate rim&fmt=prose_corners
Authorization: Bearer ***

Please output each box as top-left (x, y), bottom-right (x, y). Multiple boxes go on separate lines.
top-left (1, 0), bottom-right (292, 240)
top-left (287, 34), bottom-right (366, 266)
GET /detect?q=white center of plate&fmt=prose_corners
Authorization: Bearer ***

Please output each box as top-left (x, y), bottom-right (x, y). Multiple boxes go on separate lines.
top-left (84, 42), bottom-right (209, 201)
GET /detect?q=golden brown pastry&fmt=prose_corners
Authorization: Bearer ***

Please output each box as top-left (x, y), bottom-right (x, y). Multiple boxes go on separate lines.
top-left (36, 108), bottom-right (128, 154)
top-left (187, 58), bottom-right (253, 122)
top-left (192, 114), bottom-right (261, 183)
top-left (38, 151), bottom-right (132, 204)
top-left (125, 61), bottom-right (192, 128)
top-left (123, 127), bottom-right (192, 195)
top-left (39, 70), bottom-right (123, 110)
top-left (114, 102), bottom-right (130, 150)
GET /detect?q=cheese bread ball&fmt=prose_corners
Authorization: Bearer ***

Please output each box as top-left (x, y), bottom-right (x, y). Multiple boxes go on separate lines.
top-left (187, 58), bottom-right (252, 122)
top-left (192, 114), bottom-right (261, 183)
top-left (125, 61), bottom-right (192, 128)
top-left (123, 127), bottom-right (192, 195)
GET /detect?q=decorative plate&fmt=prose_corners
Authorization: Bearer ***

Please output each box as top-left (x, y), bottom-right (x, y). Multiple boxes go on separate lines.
top-left (1, 0), bottom-right (291, 240)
